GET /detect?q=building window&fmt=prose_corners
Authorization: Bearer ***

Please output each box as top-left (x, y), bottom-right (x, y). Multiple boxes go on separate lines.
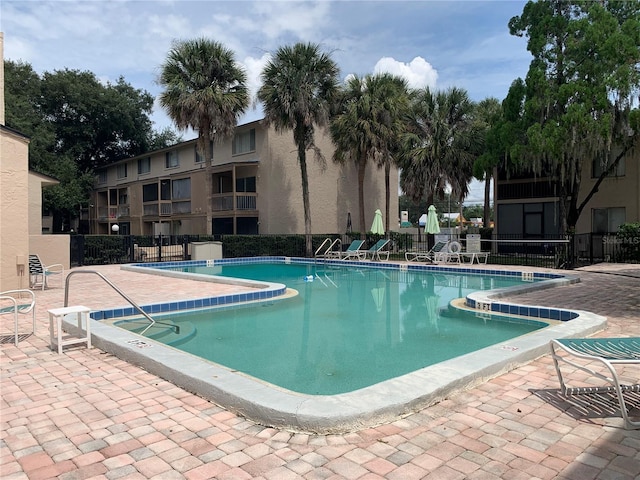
top-left (195, 141), bottom-right (213, 163)
top-left (592, 207), bottom-right (625, 233)
top-left (160, 179), bottom-right (171, 200)
top-left (593, 156), bottom-right (625, 178)
top-left (143, 183), bottom-right (158, 202)
top-left (172, 178), bottom-right (191, 200)
top-left (165, 151), bottom-right (179, 169)
top-left (118, 188), bottom-right (128, 205)
top-left (97, 170), bottom-right (107, 184)
top-left (138, 157), bottom-right (151, 174)
top-left (236, 176), bottom-right (256, 192)
top-left (117, 163), bottom-right (128, 179)
top-left (232, 129), bottom-right (255, 155)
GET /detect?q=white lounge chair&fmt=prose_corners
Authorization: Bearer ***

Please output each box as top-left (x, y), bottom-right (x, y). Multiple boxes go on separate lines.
top-left (333, 240), bottom-right (366, 261)
top-left (459, 239), bottom-right (490, 264)
top-left (29, 254), bottom-right (64, 290)
top-left (550, 337), bottom-right (640, 429)
top-left (364, 239), bottom-right (391, 261)
top-left (434, 241), bottom-right (462, 263)
top-left (405, 241), bottom-right (449, 263)
top-left (0, 289), bottom-right (36, 346)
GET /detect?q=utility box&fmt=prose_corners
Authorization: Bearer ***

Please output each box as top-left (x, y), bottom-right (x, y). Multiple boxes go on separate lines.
top-left (191, 241), bottom-right (223, 260)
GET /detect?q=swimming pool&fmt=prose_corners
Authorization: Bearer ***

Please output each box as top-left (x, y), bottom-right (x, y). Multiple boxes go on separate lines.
top-left (82, 257), bottom-right (606, 433)
top-left (116, 263), bottom-right (546, 395)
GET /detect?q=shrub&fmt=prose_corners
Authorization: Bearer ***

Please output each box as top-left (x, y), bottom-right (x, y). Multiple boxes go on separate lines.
top-left (616, 223), bottom-right (640, 262)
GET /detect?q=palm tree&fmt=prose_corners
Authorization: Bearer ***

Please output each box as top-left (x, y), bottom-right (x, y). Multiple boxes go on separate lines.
top-left (472, 97), bottom-right (503, 228)
top-left (330, 73), bottom-right (409, 236)
top-left (257, 42), bottom-right (339, 256)
top-left (159, 38), bottom-right (249, 233)
top-left (400, 87), bottom-right (480, 212)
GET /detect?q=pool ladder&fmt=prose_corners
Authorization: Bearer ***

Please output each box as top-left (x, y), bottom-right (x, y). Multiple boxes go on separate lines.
top-left (315, 237), bottom-right (342, 262)
top-left (64, 270), bottom-right (179, 336)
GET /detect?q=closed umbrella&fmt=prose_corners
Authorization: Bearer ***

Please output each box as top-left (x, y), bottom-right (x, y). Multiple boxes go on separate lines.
top-left (370, 209), bottom-right (384, 235)
top-left (425, 205), bottom-right (440, 234)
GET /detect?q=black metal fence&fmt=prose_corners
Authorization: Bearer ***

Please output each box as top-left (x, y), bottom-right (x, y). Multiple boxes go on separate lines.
top-left (70, 232), bottom-right (640, 269)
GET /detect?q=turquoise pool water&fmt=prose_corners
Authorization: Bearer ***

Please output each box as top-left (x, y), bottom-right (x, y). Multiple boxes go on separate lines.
top-left (117, 263), bottom-right (546, 395)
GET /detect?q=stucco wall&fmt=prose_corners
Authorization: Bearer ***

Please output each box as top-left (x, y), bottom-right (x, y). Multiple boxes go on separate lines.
top-left (29, 234), bottom-right (70, 270)
top-left (0, 129), bottom-right (31, 291)
top-left (574, 148), bottom-right (640, 234)
top-left (260, 126), bottom-right (399, 235)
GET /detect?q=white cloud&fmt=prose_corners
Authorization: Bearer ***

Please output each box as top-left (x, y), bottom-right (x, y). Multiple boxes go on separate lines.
top-left (249, 1), bottom-right (332, 40)
top-left (373, 56), bottom-right (438, 90)
top-left (243, 53), bottom-right (271, 106)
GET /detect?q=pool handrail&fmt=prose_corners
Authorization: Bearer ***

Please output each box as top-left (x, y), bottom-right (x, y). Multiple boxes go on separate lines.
top-left (64, 270), bottom-right (178, 336)
top-left (315, 237), bottom-right (341, 259)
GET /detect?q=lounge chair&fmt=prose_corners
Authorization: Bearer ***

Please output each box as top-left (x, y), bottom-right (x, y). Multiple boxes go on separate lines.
top-left (29, 254), bottom-right (64, 290)
top-left (405, 241), bottom-right (449, 263)
top-left (0, 290), bottom-right (36, 346)
top-left (435, 241), bottom-right (462, 264)
top-left (364, 239), bottom-right (391, 261)
top-left (332, 240), bottom-right (366, 261)
top-left (459, 241), bottom-right (490, 264)
top-left (550, 337), bottom-right (640, 429)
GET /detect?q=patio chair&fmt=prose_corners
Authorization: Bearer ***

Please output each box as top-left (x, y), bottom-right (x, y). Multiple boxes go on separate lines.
top-left (333, 240), bottom-right (366, 261)
top-left (434, 241), bottom-right (462, 264)
top-left (405, 241), bottom-right (449, 263)
top-left (29, 254), bottom-right (64, 290)
top-left (364, 239), bottom-right (391, 262)
top-left (0, 289), bottom-right (36, 346)
top-left (550, 337), bottom-right (640, 429)
top-left (459, 240), bottom-right (490, 264)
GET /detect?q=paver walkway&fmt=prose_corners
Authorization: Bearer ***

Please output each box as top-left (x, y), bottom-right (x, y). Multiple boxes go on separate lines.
top-left (1, 263), bottom-right (639, 479)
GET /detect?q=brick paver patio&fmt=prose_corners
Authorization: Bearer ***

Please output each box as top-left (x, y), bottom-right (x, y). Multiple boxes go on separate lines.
top-left (1, 263), bottom-right (639, 479)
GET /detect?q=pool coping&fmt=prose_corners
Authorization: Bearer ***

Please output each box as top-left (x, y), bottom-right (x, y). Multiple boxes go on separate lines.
top-left (67, 258), bottom-right (606, 434)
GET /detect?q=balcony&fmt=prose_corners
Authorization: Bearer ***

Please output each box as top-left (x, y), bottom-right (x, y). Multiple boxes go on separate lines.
top-left (212, 193), bottom-right (257, 212)
top-left (97, 206), bottom-right (127, 221)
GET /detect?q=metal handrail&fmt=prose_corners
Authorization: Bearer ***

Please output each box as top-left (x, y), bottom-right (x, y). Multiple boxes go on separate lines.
top-left (64, 270), bottom-right (178, 336)
top-left (314, 238), bottom-right (342, 258)
top-left (315, 238), bottom-right (333, 257)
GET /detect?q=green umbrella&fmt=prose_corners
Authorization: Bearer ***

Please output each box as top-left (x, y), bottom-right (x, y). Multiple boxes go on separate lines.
top-left (425, 205), bottom-right (440, 234)
top-left (370, 209), bottom-right (384, 235)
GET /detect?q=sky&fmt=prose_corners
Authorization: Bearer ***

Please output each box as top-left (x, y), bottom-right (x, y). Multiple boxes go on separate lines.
top-left (1, 0), bottom-right (533, 204)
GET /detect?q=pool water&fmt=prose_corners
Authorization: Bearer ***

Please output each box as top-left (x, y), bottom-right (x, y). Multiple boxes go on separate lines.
top-left (118, 263), bottom-right (545, 395)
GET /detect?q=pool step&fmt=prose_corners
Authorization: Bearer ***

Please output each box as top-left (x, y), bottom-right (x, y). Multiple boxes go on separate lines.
top-left (115, 319), bottom-right (196, 346)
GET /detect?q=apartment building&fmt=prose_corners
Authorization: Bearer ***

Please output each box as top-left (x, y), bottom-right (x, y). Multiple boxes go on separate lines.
top-left (494, 146), bottom-right (639, 237)
top-left (91, 119), bottom-right (398, 236)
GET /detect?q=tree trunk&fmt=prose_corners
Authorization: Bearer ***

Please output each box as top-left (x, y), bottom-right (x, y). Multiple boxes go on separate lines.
top-left (483, 169), bottom-right (492, 228)
top-left (384, 162), bottom-right (390, 235)
top-left (357, 152), bottom-right (367, 238)
top-left (202, 123), bottom-right (213, 235)
top-left (298, 143), bottom-right (312, 257)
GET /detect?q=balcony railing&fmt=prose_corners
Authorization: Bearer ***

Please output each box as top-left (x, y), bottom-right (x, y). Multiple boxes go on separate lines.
top-left (143, 204), bottom-right (159, 216)
top-left (160, 202), bottom-right (172, 216)
top-left (118, 205), bottom-right (130, 217)
top-left (212, 193), bottom-right (257, 211)
top-left (172, 201), bottom-right (191, 214)
top-left (212, 195), bottom-right (234, 211)
top-left (237, 194), bottom-right (256, 210)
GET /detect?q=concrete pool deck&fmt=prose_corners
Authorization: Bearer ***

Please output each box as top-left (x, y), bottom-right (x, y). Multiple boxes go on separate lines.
top-left (2, 262), bottom-right (639, 479)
